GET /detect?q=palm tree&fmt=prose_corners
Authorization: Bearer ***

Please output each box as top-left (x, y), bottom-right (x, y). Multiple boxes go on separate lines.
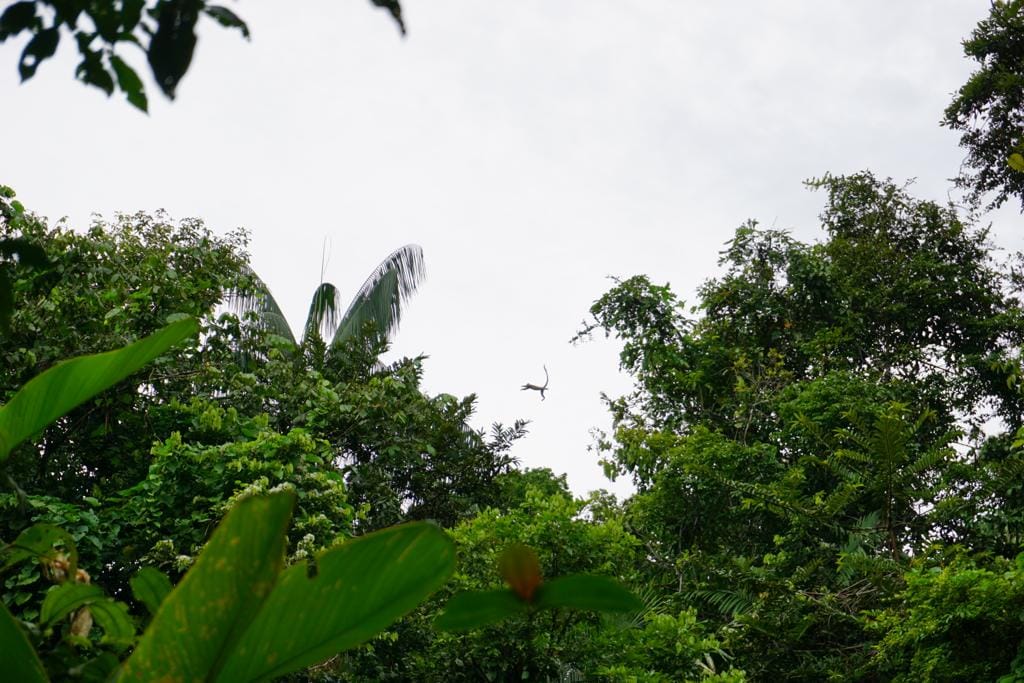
top-left (230, 244), bottom-right (426, 355)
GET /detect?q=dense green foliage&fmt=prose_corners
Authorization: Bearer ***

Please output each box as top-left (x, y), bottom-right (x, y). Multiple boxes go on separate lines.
top-left (580, 171), bottom-right (1024, 679)
top-left (337, 479), bottom-right (741, 682)
top-left (944, 0), bottom-right (1024, 210)
top-left (2, 175), bottom-right (1023, 680)
top-left (0, 190), bottom-right (636, 680)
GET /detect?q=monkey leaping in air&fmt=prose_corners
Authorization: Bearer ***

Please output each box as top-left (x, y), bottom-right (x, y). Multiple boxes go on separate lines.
top-left (521, 365), bottom-right (549, 400)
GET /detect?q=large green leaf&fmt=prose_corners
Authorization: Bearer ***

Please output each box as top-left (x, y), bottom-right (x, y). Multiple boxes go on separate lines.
top-left (216, 521), bottom-right (455, 681)
top-left (434, 589), bottom-right (526, 632)
top-left (0, 598), bottom-right (47, 682)
top-left (0, 317), bottom-right (198, 461)
top-left (534, 575), bottom-right (641, 613)
top-left (117, 491), bottom-right (295, 681)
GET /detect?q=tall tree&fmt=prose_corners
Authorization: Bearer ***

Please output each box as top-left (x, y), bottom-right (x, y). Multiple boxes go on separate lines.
top-left (0, 205), bottom-right (249, 499)
top-left (943, 0), bottom-right (1024, 210)
top-left (579, 172), bottom-right (1024, 679)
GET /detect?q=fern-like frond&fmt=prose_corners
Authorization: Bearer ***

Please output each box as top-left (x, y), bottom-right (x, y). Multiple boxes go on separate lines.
top-left (684, 588), bottom-right (754, 617)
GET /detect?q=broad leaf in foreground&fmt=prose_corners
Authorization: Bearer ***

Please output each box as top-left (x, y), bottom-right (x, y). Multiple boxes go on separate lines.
top-left (0, 599), bottom-right (47, 682)
top-left (118, 491), bottom-right (294, 681)
top-left (534, 575), bottom-right (642, 613)
top-left (0, 317), bottom-right (198, 461)
top-left (436, 542), bottom-right (640, 633)
top-left (129, 567), bottom-right (173, 616)
top-left (217, 521), bottom-right (455, 681)
top-left (433, 589), bottom-right (526, 632)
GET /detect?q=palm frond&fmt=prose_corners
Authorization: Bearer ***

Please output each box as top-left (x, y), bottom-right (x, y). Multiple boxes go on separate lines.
top-left (223, 268), bottom-right (297, 345)
top-left (330, 244), bottom-right (426, 348)
top-left (304, 282), bottom-right (343, 343)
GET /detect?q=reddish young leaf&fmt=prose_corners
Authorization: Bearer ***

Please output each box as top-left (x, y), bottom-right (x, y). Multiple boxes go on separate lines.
top-left (498, 543), bottom-right (542, 602)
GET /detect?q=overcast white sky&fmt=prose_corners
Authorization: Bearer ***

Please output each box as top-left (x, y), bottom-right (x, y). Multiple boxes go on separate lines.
top-left (3, 1), bottom-right (1021, 498)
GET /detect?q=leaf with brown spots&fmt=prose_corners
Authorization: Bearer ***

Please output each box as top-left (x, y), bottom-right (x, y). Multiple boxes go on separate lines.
top-left (118, 491), bottom-right (294, 681)
top-left (216, 521), bottom-right (454, 681)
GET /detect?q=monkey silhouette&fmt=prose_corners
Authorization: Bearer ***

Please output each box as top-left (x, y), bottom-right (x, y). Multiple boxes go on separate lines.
top-left (521, 365), bottom-right (549, 400)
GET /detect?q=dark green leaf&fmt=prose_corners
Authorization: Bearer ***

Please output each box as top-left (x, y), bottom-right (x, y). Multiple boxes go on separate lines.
top-left (2, 523), bottom-right (78, 578)
top-left (0, 599), bottom-right (47, 682)
top-left (0, 269), bottom-right (11, 333)
top-left (130, 567), bottom-right (173, 616)
top-left (19, 26), bottom-right (59, 80)
top-left (0, 317), bottom-right (198, 462)
top-left (0, 238), bottom-right (48, 268)
top-left (110, 54), bottom-right (147, 111)
top-left (75, 51), bottom-right (115, 96)
top-left (40, 582), bottom-right (104, 627)
top-left (88, 5), bottom-right (119, 42)
top-left (370, 0), bottom-right (405, 35)
top-left (119, 491), bottom-right (295, 680)
top-left (147, 0), bottom-right (201, 98)
top-left (329, 244), bottom-right (425, 348)
top-left (88, 599), bottom-right (135, 648)
top-left (1009, 153), bottom-right (1024, 173)
top-left (204, 5), bottom-right (249, 39)
top-left (533, 575), bottom-right (642, 613)
top-left (48, 0), bottom-right (82, 26)
top-left (120, 0), bottom-right (144, 31)
top-left (72, 653), bottom-right (120, 682)
top-left (0, 2), bottom-right (37, 41)
top-left (434, 589), bottom-right (527, 632)
top-left (217, 521), bottom-right (455, 681)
